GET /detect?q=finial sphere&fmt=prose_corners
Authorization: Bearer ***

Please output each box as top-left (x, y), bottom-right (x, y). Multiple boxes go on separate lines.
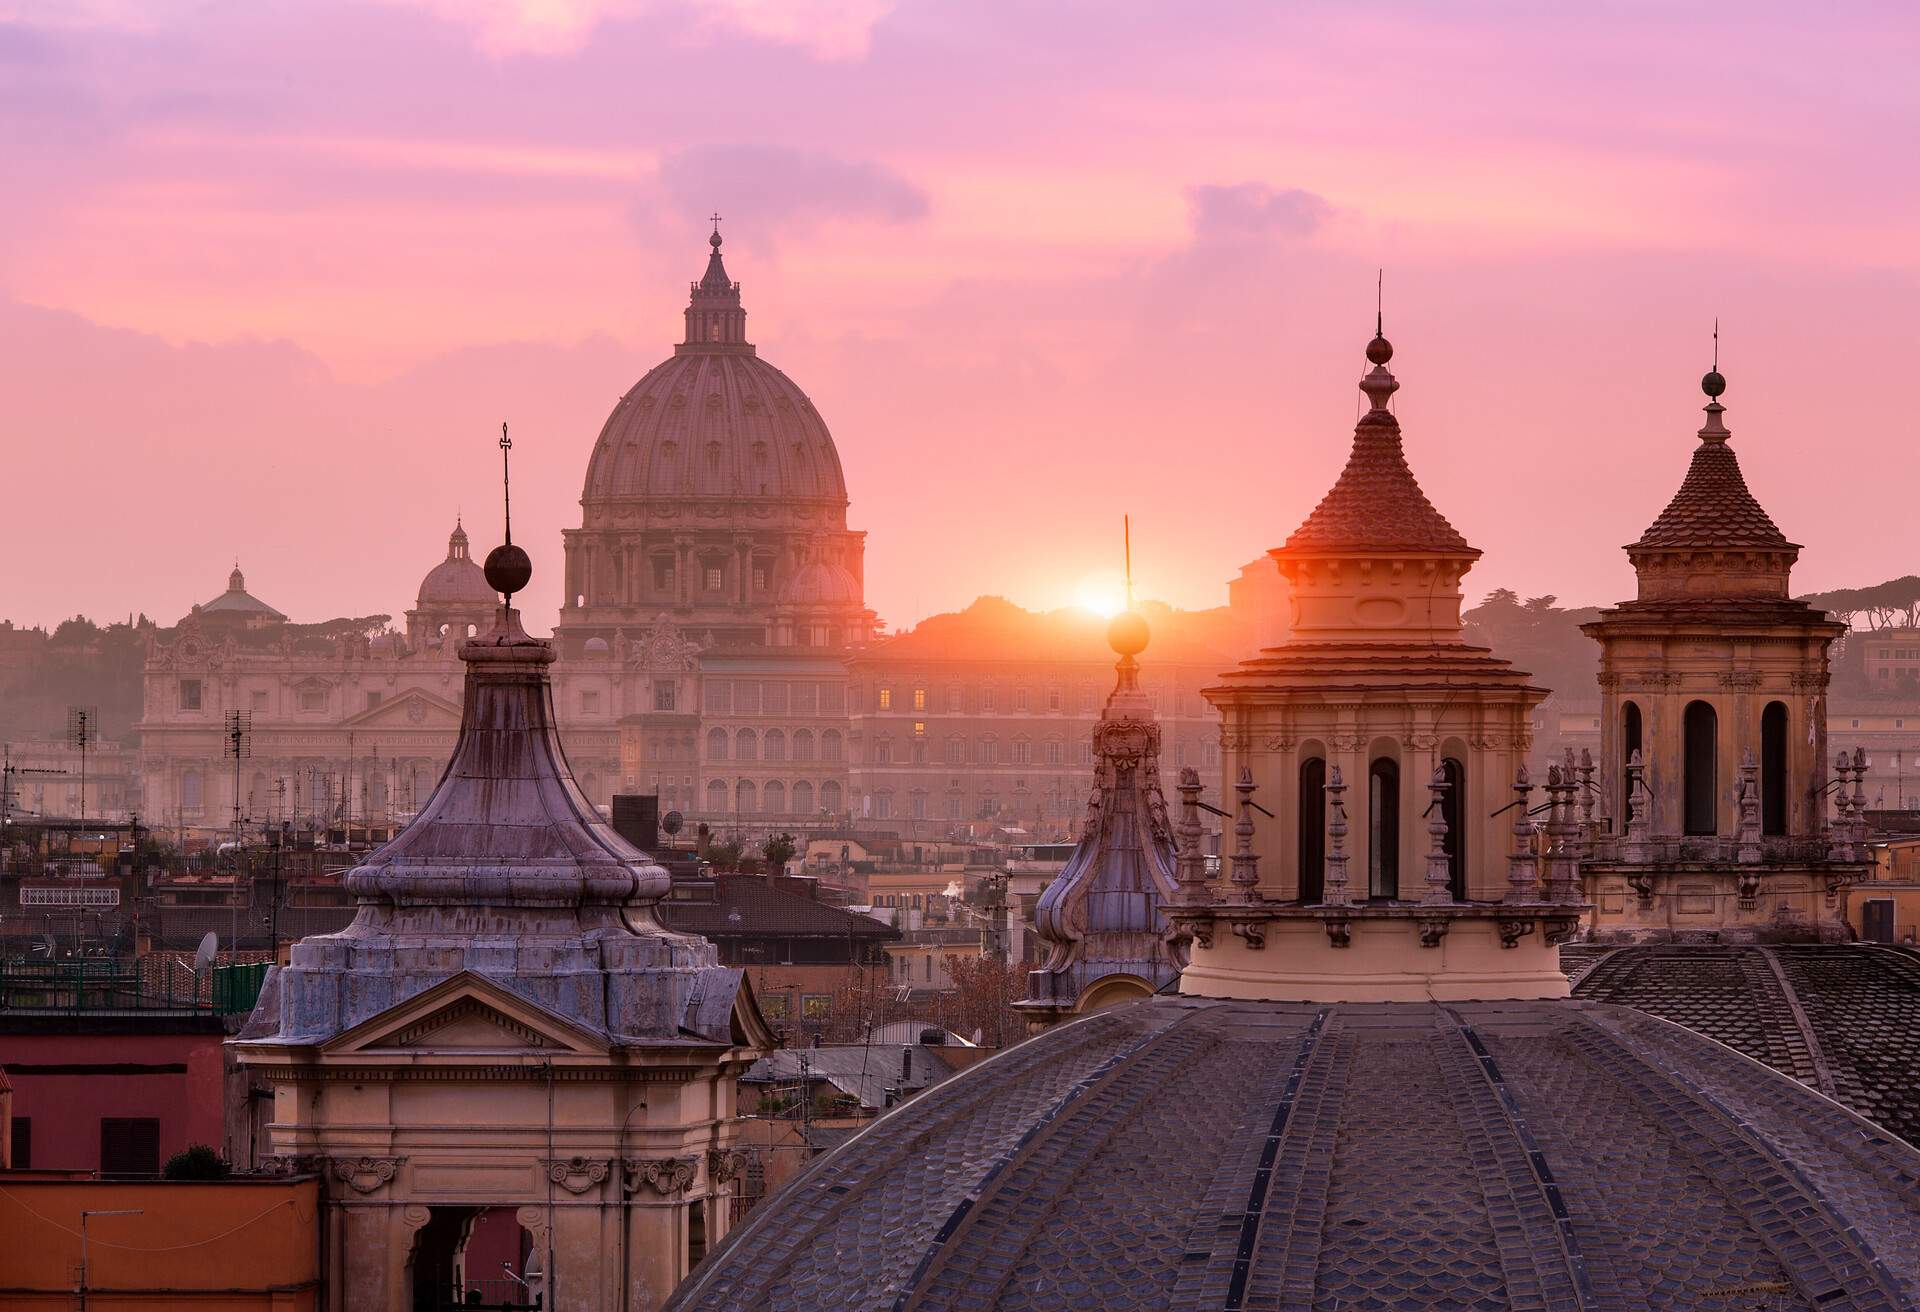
top-left (1701, 369), bottom-right (1726, 398)
top-left (484, 543), bottom-right (533, 599)
top-left (1366, 333), bottom-right (1394, 365)
top-left (710, 229), bottom-right (723, 249)
top-left (1107, 609), bottom-right (1150, 658)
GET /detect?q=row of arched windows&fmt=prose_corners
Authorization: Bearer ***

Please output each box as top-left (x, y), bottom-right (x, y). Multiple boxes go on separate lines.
top-left (701, 778), bottom-right (842, 815)
top-left (705, 727), bottom-right (843, 763)
top-left (1296, 754), bottom-right (1467, 901)
top-left (1647, 699), bottom-right (1789, 837)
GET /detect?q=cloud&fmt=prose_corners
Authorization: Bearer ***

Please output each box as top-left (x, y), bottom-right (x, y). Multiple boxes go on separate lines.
top-left (1185, 183), bottom-right (1331, 244)
top-left (649, 143), bottom-right (930, 232)
top-left (376, 0), bottom-right (894, 59)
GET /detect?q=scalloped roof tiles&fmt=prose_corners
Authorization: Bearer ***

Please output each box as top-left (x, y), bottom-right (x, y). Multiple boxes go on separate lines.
top-left (1633, 428), bottom-right (1792, 551)
top-left (1283, 411), bottom-right (1474, 555)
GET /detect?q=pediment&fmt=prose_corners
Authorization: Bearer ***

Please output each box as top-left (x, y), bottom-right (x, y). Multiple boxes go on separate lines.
top-left (323, 971), bottom-right (607, 1057)
top-left (342, 688), bottom-right (462, 729)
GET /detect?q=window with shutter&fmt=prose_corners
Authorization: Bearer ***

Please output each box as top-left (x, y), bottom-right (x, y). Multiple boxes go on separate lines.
top-left (100, 1117), bottom-right (160, 1175)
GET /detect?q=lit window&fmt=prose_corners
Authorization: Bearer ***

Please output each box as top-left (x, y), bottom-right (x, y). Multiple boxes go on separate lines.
top-left (752, 564), bottom-right (768, 590)
top-left (703, 566), bottom-right (723, 591)
top-left (878, 688), bottom-right (893, 711)
top-left (913, 687), bottom-right (927, 711)
top-left (913, 722), bottom-right (926, 737)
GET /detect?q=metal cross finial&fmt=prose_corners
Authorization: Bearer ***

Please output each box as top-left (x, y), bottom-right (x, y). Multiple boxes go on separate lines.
top-left (710, 211), bottom-right (723, 234)
top-left (1712, 317), bottom-right (1719, 372)
top-left (1376, 268), bottom-right (1383, 337)
top-left (499, 422), bottom-right (513, 546)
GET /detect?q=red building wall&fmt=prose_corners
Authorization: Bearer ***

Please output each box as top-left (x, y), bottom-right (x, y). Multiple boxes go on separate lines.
top-left (0, 1022), bottom-right (226, 1171)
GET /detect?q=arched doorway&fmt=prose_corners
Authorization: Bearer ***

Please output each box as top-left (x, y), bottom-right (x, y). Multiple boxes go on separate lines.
top-left (408, 1206), bottom-right (538, 1310)
top-left (1368, 757), bottom-right (1400, 900)
top-left (1440, 757), bottom-right (1467, 901)
top-left (1298, 756), bottom-right (1326, 903)
top-left (1761, 701), bottom-right (1788, 835)
top-left (1684, 700), bottom-right (1718, 836)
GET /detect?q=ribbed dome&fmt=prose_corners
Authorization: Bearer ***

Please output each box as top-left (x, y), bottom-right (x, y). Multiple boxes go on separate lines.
top-left (779, 555), bottom-right (860, 606)
top-left (582, 232), bottom-right (848, 512)
top-left (582, 352), bottom-right (847, 508)
top-left (416, 522), bottom-right (495, 609)
top-left (670, 996), bottom-right (1920, 1311)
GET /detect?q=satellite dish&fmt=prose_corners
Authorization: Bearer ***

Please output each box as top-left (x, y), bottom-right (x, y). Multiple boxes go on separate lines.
top-left (193, 930), bottom-right (218, 973)
top-left (661, 810), bottom-right (684, 837)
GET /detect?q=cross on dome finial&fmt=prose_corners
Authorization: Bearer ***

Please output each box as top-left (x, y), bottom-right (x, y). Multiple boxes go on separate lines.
top-left (484, 422), bottom-right (533, 603)
top-left (709, 211), bottom-right (723, 248)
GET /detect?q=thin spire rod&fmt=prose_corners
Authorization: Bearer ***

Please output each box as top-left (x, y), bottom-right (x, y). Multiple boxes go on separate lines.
top-left (1124, 514), bottom-right (1134, 611)
top-left (1712, 317), bottom-right (1719, 371)
top-left (1376, 268), bottom-right (1383, 336)
top-left (499, 422), bottom-right (513, 547)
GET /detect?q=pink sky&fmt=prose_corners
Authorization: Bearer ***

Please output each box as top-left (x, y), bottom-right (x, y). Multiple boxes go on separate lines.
top-left (2, 1), bottom-right (1916, 634)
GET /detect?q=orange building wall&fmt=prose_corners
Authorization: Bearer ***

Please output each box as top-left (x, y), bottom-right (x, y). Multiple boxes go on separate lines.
top-left (0, 1176), bottom-right (320, 1310)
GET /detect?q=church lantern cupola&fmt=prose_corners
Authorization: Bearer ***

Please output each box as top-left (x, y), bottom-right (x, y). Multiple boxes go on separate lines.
top-left (1581, 356), bottom-right (1860, 940)
top-left (1180, 321), bottom-right (1578, 1003)
top-left (680, 218), bottom-right (751, 353)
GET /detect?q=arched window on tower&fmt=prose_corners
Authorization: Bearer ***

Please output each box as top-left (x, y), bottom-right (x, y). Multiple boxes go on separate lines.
top-left (1622, 701), bottom-right (1643, 828)
top-left (1440, 757), bottom-right (1467, 901)
top-left (1368, 757), bottom-right (1399, 899)
top-left (1298, 757), bottom-right (1326, 903)
top-left (1761, 701), bottom-right (1789, 836)
top-left (1684, 700), bottom-right (1718, 836)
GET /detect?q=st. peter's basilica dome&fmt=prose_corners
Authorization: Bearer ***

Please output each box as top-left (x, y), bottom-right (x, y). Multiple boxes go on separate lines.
top-left (578, 230), bottom-right (849, 513)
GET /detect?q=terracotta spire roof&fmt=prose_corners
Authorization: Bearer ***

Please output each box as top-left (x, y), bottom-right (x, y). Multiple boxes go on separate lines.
top-left (1283, 332), bottom-right (1473, 555)
top-left (1632, 375), bottom-right (1793, 551)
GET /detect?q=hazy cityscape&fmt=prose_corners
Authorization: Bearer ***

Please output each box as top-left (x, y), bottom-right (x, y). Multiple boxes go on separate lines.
top-left (3, 4), bottom-right (1920, 1311)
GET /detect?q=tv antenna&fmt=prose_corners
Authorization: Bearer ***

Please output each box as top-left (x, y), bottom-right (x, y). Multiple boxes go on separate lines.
top-left (223, 710), bottom-right (252, 847)
top-left (66, 706), bottom-right (96, 821)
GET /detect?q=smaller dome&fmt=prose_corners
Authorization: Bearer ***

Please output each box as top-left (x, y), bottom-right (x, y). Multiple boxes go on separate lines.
top-left (417, 522), bottom-right (496, 609)
top-left (583, 637), bottom-right (610, 655)
top-left (781, 558), bottom-right (860, 607)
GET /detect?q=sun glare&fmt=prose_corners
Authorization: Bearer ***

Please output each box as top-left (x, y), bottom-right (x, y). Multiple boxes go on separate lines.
top-left (1071, 572), bottom-right (1129, 618)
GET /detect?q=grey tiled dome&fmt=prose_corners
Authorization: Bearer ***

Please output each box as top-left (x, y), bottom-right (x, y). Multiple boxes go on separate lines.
top-left (670, 996), bottom-right (1920, 1311)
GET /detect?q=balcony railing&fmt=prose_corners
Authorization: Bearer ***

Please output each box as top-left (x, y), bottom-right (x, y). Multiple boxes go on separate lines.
top-left (0, 958), bottom-right (267, 1015)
